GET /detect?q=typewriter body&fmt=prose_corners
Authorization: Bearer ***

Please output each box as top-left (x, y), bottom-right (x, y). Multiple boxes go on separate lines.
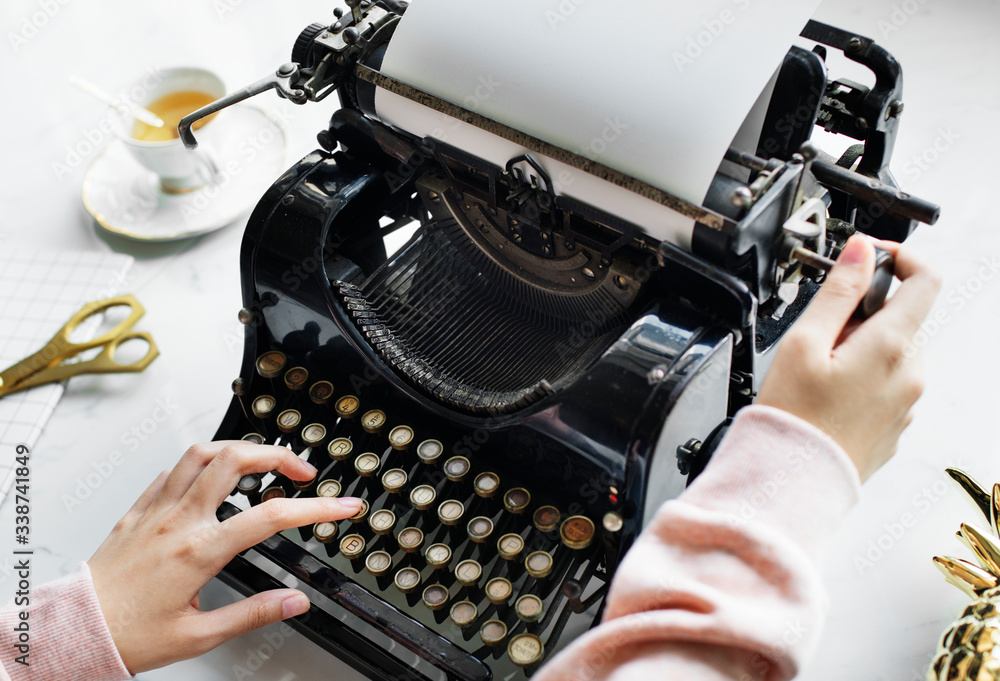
top-left (182, 4), bottom-right (940, 679)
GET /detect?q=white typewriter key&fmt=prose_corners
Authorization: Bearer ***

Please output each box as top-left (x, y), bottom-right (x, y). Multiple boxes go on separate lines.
top-left (283, 366), bottom-right (309, 391)
top-left (437, 500), bottom-right (465, 526)
top-left (335, 395), bottom-right (360, 419)
top-left (316, 479), bottom-right (341, 498)
top-left (365, 550), bottom-right (392, 576)
top-left (443, 456), bottom-right (471, 483)
top-left (533, 506), bottom-right (561, 533)
top-left (388, 425), bottom-right (414, 451)
top-left (313, 521), bottom-right (338, 544)
top-left (255, 351), bottom-right (286, 378)
top-left (416, 439), bottom-right (444, 465)
top-left (348, 499), bottom-right (370, 523)
top-left (497, 533), bottom-right (525, 561)
top-left (467, 516), bottom-right (494, 543)
top-left (354, 452), bottom-right (381, 477)
top-left (525, 551), bottom-right (554, 579)
top-left (603, 511), bottom-right (624, 533)
top-left (515, 594), bottom-right (544, 623)
top-left (508, 633), bottom-right (544, 667)
top-left (360, 409), bottom-right (387, 434)
top-left (301, 423), bottom-right (327, 447)
top-left (241, 432), bottom-right (265, 444)
top-left (397, 527), bottom-right (425, 554)
top-left (381, 468), bottom-right (408, 494)
top-left (327, 437), bottom-right (353, 461)
top-left (421, 584), bottom-right (450, 611)
top-left (425, 543), bottom-right (452, 569)
top-left (560, 516), bottom-right (596, 550)
top-left (251, 395), bottom-right (277, 419)
top-left (394, 567), bottom-right (422, 594)
top-left (340, 533), bottom-right (366, 559)
top-left (276, 409), bottom-right (302, 433)
top-left (473, 472), bottom-right (500, 498)
top-left (308, 380), bottom-right (334, 405)
top-left (485, 578), bottom-right (513, 605)
top-left (455, 560), bottom-right (482, 588)
top-left (368, 509), bottom-right (397, 535)
top-left (236, 474), bottom-right (261, 494)
top-left (450, 600), bottom-right (478, 628)
top-left (479, 619), bottom-right (508, 647)
top-left (261, 486), bottom-right (286, 502)
top-left (409, 484), bottom-right (437, 511)
top-left (503, 488), bottom-right (531, 515)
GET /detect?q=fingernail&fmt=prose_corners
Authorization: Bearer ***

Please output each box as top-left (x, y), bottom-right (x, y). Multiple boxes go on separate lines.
top-left (302, 461), bottom-right (319, 475)
top-left (334, 496), bottom-right (364, 512)
top-left (837, 235), bottom-right (870, 267)
top-left (282, 593), bottom-right (310, 619)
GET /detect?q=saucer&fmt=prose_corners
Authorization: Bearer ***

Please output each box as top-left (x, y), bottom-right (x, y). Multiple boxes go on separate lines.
top-left (83, 105), bottom-right (287, 242)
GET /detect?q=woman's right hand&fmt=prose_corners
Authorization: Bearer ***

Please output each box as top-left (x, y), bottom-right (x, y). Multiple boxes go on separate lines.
top-left (757, 234), bottom-right (941, 481)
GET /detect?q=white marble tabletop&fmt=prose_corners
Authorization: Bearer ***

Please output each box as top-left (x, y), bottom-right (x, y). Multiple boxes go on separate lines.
top-left (0, 1), bottom-right (997, 679)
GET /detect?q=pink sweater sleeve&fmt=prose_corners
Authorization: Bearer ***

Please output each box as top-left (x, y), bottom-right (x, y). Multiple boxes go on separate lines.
top-left (536, 404), bottom-right (861, 681)
top-left (0, 561), bottom-right (132, 681)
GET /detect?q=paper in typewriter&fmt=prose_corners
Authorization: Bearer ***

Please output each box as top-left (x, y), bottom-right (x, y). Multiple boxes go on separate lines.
top-left (376, 0), bottom-right (822, 249)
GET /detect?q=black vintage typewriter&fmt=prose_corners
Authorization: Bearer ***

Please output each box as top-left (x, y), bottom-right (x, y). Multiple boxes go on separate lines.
top-left (179, 4), bottom-right (939, 679)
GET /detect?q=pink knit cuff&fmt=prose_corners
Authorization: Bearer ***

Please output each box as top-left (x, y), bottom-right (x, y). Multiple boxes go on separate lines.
top-left (2, 562), bottom-right (132, 681)
top-left (681, 404), bottom-right (861, 563)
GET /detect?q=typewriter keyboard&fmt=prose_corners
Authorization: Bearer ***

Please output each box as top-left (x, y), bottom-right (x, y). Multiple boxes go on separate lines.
top-left (224, 349), bottom-right (611, 674)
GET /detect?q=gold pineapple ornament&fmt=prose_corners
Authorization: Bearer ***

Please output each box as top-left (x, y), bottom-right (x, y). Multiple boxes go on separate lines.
top-left (927, 469), bottom-right (1000, 681)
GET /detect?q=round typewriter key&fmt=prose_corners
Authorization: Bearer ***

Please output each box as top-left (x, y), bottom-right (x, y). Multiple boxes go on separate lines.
top-left (388, 425), bottom-right (414, 451)
top-left (261, 486), bottom-right (286, 502)
top-left (503, 487), bottom-right (531, 514)
top-left (255, 351), bottom-right (286, 378)
top-left (485, 577), bottom-right (513, 605)
top-left (450, 600), bottom-right (478, 628)
top-left (515, 594), bottom-right (544, 623)
top-left (340, 534), bottom-right (366, 559)
top-left (365, 550), bottom-right (392, 576)
top-left (425, 543), bottom-right (452, 569)
top-left (381, 468), bottom-right (408, 494)
top-left (335, 395), bottom-right (360, 419)
top-left (394, 567), bottom-right (422, 594)
top-left (497, 533), bottom-right (525, 561)
top-left (301, 423), bottom-right (327, 447)
top-left (479, 619), bottom-right (508, 647)
top-left (308, 380), bottom-right (334, 405)
top-left (473, 472), bottom-right (500, 498)
top-left (409, 484), bottom-right (437, 511)
top-left (416, 439), bottom-right (444, 465)
top-left (467, 516), bottom-right (494, 543)
top-left (422, 584), bottom-right (450, 611)
top-left (397, 527), bottom-right (424, 554)
top-left (292, 472), bottom-right (316, 490)
top-left (533, 505), bottom-right (561, 533)
top-left (241, 432), bottom-right (265, 445)
top-left (313, 521), bottom-right (338, 544)
top-left (560, 515), bottom-right (596, 550)
top-left (284, 366), bottom-right (309, 391)
top-left (525, 550), bottom-right (554, 579)
top-left (368, 509), bottom-right (396, 535)
top-left (443, 456), bottom-right (471, 482)
top-left (437, 499), bottom-right (465, 526)
top-left (360, 409), bottom-right (387, 434)
top-left (508, 633), bottom-right (544, 667)
top-left (354, 452), bottom-right (381, 477)
top-left (252, 395), bottom-right (277, 419)
top-left (455, 559), bottom-right (482, 587)
top-left (349, 499), bottom-right (370, 523)
top-left (327, 437), bottom-right (353, 461)
top-left (603, 511), bottom-right (624, 533)
top-left (236, 473), bottom-right (261, 494)
top-left (316, 479), bottom-right (341, 498)
top-left (276, 409), bottom-right (302, 433)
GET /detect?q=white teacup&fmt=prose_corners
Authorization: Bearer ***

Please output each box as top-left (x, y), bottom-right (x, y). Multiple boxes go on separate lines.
top-left (111, 67), bottom-right (225, 194)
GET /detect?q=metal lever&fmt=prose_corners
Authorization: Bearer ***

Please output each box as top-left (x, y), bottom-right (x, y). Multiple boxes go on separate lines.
top-left (790, 244), bottom-right (895, 320)
top-left (178, 63), bottom-right (307, 149)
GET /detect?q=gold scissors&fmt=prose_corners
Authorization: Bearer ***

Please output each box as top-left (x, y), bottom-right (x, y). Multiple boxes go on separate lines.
top-left (0, 294), bottom-right (159, 399)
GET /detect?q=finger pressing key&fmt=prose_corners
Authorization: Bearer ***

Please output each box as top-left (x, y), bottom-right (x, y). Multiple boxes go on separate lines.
top-left (219, 496), bottom-right (364, 558)
top-left (185, 443), bottom-right (320, 510)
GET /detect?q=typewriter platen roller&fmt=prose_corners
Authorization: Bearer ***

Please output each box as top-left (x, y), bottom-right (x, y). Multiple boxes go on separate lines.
top-left (185, 3), bottom-right (940, 679)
